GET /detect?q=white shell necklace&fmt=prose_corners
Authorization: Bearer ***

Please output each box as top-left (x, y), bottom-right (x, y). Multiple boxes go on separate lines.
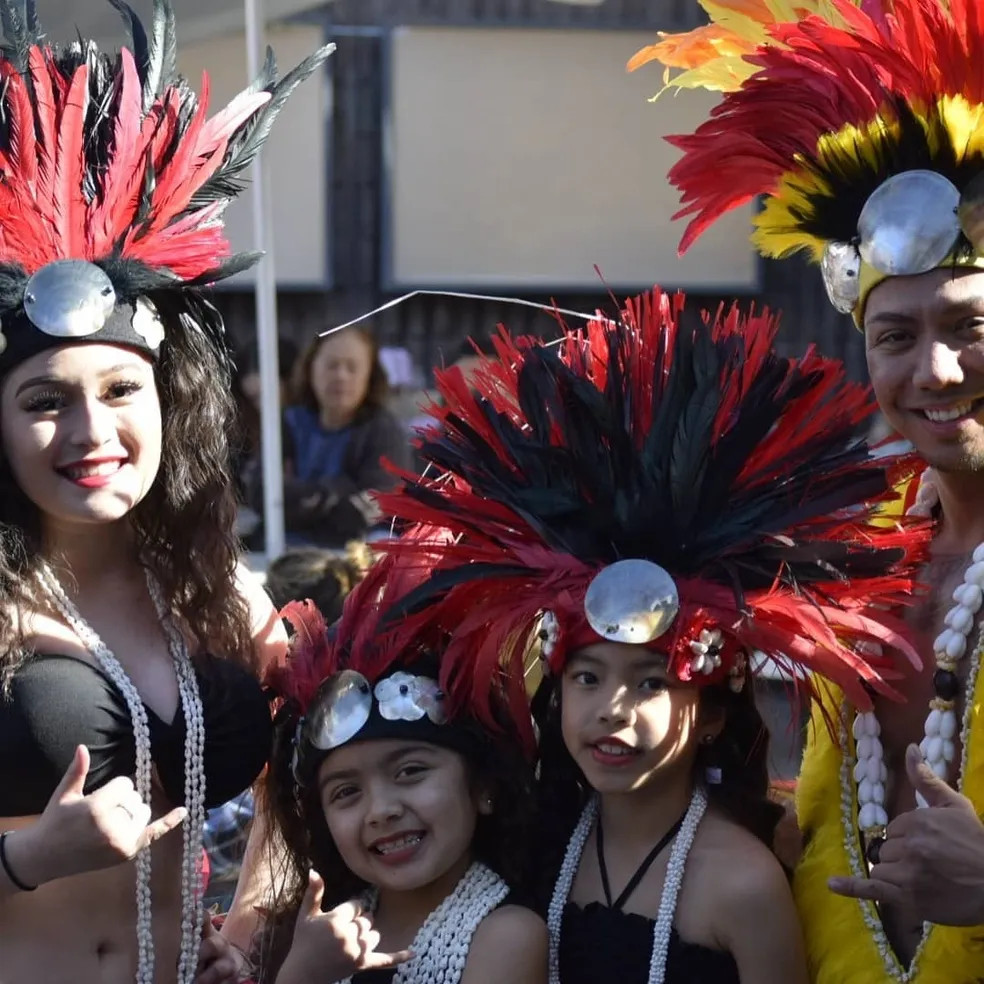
top-left (547, 785), bottom-right (708, 984)
top-left (38, 562), bottom-right (207, 984)
top-left (852, 467), bottom-right (984, 860)
top-left (339, 861), bottom-right (508, 984)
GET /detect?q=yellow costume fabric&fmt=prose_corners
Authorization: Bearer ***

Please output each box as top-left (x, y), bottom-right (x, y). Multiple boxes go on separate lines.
top-left (794, 678), bottom-right (984, 983)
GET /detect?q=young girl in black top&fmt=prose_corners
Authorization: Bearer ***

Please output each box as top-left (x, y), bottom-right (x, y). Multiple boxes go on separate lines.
top-left (252, 554), bottom-right (547, 984)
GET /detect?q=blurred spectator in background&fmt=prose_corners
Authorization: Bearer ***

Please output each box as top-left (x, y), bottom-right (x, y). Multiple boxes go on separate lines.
top-left (248, 325), bottom-right (411, 547)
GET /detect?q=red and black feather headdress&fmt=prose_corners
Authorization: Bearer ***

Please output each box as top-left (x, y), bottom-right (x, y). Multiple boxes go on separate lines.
top-left (0, 0), bottom-right (333, 370)
top-left (267, 539), bottom-right (537, 783)
top-left (375, 288), bottom-right (930, 719)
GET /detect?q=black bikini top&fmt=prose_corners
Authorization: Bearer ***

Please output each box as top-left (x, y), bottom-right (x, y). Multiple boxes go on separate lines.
top-left (0, 652), bottom-right (272, 816)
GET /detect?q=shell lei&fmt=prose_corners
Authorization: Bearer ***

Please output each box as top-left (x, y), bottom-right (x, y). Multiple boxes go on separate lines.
top-left (793, 663), bottom-right (984, 983)
top-left (339, 862), bottom-right (508, 984)
top-left (547, 786), bottom-right (709, 984)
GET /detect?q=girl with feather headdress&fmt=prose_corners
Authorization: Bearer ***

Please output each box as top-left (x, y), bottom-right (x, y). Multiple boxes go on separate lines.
top-left (249, 549), bottom-right (547, 984)
top-left (372, 286), bottom-right (931, 984)
top-left (0, 2), bottom-right (332, 983)
top-left (632, 0), bottom-right (984, 978)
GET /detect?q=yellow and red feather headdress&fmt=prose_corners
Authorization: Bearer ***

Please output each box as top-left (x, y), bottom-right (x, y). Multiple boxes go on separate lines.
top-left (630, 0), bottom-right (984, 318)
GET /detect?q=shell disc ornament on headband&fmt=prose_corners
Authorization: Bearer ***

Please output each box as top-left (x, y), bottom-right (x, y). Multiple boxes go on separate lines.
top-left (268, 550), bottom-right (536, 788)
top-left (375, 287), bottom-right (930, 719)
top-left (584, 559), bottom-right (680, 644)
top-left (629, 0), bottom-right (984, 321)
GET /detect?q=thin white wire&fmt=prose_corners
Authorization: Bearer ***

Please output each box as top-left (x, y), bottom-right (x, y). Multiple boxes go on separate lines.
top-left (321, 289), bottom-right (618, 344)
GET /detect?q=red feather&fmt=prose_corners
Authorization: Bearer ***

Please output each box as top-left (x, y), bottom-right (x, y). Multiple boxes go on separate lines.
top-left (90, 48), bottom-right (147, 257)
top-left (53, 64), bottom-right (88, 260)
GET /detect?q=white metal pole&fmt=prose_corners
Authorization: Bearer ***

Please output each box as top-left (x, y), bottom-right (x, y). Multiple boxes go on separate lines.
top-left (244, 0), bottom-right (286, 562)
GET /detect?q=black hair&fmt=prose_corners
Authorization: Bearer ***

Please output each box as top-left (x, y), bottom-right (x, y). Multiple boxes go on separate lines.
top-left (264, 547), bottom-right (363, 622)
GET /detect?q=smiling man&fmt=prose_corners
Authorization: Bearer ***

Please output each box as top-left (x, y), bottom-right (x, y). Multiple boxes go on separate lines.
top-left (632, 0), bottom-right (984, 979)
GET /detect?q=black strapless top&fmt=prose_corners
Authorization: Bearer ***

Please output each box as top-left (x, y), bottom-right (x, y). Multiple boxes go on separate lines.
top-left (560, 901), bottom-right (740, 984)
top-left (0, 652), bottom-right (272, 816)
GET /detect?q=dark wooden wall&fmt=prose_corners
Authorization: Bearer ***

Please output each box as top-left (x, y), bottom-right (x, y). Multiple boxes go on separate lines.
top-left (215, 0), bottom-right (867, 384)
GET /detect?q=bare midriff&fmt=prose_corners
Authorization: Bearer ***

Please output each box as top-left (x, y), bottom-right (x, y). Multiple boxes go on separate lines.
top-left (0, 804), bottom-right (186, 984)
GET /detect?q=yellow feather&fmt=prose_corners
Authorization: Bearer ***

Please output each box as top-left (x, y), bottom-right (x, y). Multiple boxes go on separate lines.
top-left (631, 0), bottom-right (858, 96)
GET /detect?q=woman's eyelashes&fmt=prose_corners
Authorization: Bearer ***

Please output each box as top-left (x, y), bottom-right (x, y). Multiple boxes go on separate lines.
top-left (22, 378), bottom-right (144, 414)
top-left (23, 389), bottom-right (65, 413)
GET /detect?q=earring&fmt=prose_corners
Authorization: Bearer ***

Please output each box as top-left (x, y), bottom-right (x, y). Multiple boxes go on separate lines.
top-left (700, 733), bottom-right (715, 745)
top-left (480, 796), bottom-right (494, 814)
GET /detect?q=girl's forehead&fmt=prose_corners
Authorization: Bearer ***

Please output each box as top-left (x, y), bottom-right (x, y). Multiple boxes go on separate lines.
top-left (569, 641), bottom-right (668, 669)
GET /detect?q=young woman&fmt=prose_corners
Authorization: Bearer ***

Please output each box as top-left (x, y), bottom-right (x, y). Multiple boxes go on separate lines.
top-left (0, 4), bottom-right (332, 983)
top-left (251, 554), bottom-right (547, 984)
top-left (375, 289), bottom-right (930, 984)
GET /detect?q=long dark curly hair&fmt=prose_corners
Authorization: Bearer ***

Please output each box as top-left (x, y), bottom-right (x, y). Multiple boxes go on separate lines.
top-left (529, 672), bottom-right (786, 911)
top-left (0, 294), bottom-right (252, 680)
top-left (251, 697), bottom-right (536, 982)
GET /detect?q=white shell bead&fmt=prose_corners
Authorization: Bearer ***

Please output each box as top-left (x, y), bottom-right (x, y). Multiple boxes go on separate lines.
top-left (866, 757), bottom-right (882, 783)
top-left (852, 714), bottom-right (866, 740)
top-left (873, 806), bottom-right (888, 827)
top-left (946, 632), bottom-right (968, 661)
top-left (967, 560), bottom-right (984, 585)
top-left (943, 739), bottom-right (956, 763)
top-left (857, 735), bottom-right (873, 759)
top-left (974, 543), bottom-right (984, 563)
top-left (865, 714), bottom-right (880, 737)
top-left (919, 736), bottom-right (931, 758)
top-left (961, 584), bottom-right (984, 612)
top-left (879, 762), bottom-right (888, 782)
top-left (934, 628), bottom-right (955, 654)
top-left (859, 803), bottom-right (878, 830)
top-left (924, 708), bottom-right (942, 736)
top-left (859, 778), bottom-right (873, 803)
top-left (950, 606), bottom-right (975, 634)
top-left (940, 710), bottom-right (958, 740)
top-left (854, 759), bottom-right (867, 783)
top-left (871, 782), bottom-right (885, 805)
top-left (931, 759), bottom-right (949, 779)
top-left (916, 791), bottom-right (929, 809)
top-left (926, 736), bottom-right (943, 763)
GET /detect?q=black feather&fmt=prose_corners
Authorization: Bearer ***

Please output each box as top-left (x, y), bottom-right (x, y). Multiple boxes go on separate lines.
top-left (144, 0), bottom-right (177, 111)
top-left (0, 0), bottom-right (39, 75)
top-left (107, 0), bottom-right (150, 100)
top-left (188, 42), bottom-right (335, 208)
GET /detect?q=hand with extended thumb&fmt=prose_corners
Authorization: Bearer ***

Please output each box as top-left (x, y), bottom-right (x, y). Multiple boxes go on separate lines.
top-left (6, 745), bottom-right (186, 888)
top-left (828, 744), bottom-right (984, 925)
top-left (275, 871), bottom-right (413, 984)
